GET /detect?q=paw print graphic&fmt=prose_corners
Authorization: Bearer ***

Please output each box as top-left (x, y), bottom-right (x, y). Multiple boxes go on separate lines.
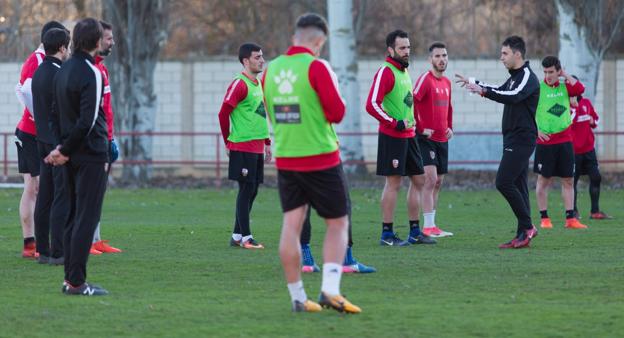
top-left (274, 69), bottom-right (297, 95)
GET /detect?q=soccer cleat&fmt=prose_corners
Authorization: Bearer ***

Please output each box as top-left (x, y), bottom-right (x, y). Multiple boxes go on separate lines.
top-left (572, 210), bottom-right (581, 220)
top-left (241, 238), bottom-right (264, 249)
top-left (302, 264), bottom-right (321, 273)
top-left (37, 255), bottom-right (50, 264)
top-left (63, 282), bottom-right (109, 296)
top-left (498, 238), bottom-right (518, 249)
top-left (90, 246), bottom-right (103, 255)
top-left (513, 226), bottom-right (538, 249)
top-left (318, 292), bottom-right (361, 314)
top-left (229, 238), bottom-right (242, 247)
top-left (49, 256), bottom-right (64, 266)
top-left (292, 299), bottom-right (322, 313)
top-left (405, 233), bottom-right (437, 245)
top-left (422, 226), bottom-right (453, 238)
top-left (343, 261), bottom-right (377, 273)
top-left (22, 242), bottom-right (39, 259)
top-left (379, 232), bottom-right (407, 246)
top-left (565, 218), bottom-right (588, 229)
top-left (590, 211), bottom-right (613, 220)
top-left (93, 240), bottom-right (122, 253)
top-left (540, 218), bottom-right (553, 229)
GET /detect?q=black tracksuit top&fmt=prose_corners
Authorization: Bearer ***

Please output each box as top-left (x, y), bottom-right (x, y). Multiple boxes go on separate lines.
top-left (32, 55), bottom-right (62, 145)
top-left (479, 61), bottom-right (540, 147)
top-left (53, 50), bottom-right (108, 162)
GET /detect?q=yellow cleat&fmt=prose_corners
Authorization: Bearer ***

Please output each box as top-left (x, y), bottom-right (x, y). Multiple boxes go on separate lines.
top-left (292, 299), bottom-right (322, 313)
top-left (318, 292), bottom-right (362, 314)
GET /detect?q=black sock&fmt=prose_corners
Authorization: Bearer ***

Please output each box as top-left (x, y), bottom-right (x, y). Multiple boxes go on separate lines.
top-left (382, 222), bottom-right (393, 233)
top-left (540, 210), bottom-right (549, 219)
top-left (23, 237), bottom-right (35, 246)
top-left (409, 220), bottom-right (420, 230)
top-left (565, 209), bottom-right (575, 219)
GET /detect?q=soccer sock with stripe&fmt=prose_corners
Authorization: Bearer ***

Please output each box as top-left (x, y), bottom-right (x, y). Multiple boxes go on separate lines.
top-left (321, 263), bottom-right (343, 296)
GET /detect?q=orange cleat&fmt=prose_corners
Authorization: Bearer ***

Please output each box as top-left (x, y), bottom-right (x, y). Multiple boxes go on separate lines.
top-left (93, 240), bottom-right (122, 253)
top-left (540, 218), bottom-right (553, 229)
top-left (22, 241), bottom-right (39, 259)
top-left (90, 246), bottom-right (103, 255)
top-left (241, 238), bottom-right (264, 249)
top-left (565, 218), bottom-right (588, 229)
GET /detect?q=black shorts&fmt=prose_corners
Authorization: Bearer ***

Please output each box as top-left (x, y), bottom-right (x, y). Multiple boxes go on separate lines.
top-left (417, 135), bottom-right (449, 174)
top-left (15, 129), bottom-right (40, 177)
top-left (277, 164), bottom-right (349, 219)
top-left (376, 133), bottom-right (424, 176)
top-left (534, 142), bottom-right (575, 178)
top-left (228, 150), bottom-right (264, 183)
top-left (575, 149), bottom-right (599, 176)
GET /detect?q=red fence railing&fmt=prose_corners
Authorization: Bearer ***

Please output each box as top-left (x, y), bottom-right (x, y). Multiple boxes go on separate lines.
top-left (2, 130), bottom-right (624, 180)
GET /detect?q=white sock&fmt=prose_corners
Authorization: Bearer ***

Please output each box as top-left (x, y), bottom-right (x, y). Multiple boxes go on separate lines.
top-left (321, 263), bottom-right (343, 296)
top-left (92, 223), bottom-right (101, 243)
top-left (287, 280), bottom-right (307, 303)
top-left (423, 212), bottom-right (435, 228)
top-left (232, 233), bottom-right (242, 241)
top-left (242, 235), bottom-right (253, 242)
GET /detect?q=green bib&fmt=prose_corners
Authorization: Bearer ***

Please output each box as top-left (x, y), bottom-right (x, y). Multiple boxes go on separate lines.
top-left (227, 74), bottom-right (269, 143)
top-left (536, 81), bottom-right (571, 134)
top-left (264, 54), bottom-right (339, 158)
top-left (381, 61), bottom-right (414, 124)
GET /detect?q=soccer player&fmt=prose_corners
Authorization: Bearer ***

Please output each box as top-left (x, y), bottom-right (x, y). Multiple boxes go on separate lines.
top-left (366, 30), bottom-right (435, 246)
top-left (218, 43), bottom-right (271, 250)
top-left (570, 83), bottom-right (611, 219)
top-left (14, 20), bottom-right (66, 258)
top-left (263, 13), bottom-right (361, 313)
top-left (456, 36), bottom-right (539, 249)
top-left (46, 18), bottom-right (109, 296)
top-left (533, 56), bottom-right (587, 230)
top-left (413, 41), bottom-right (454, 238)
top-left (300, 197), bottom-right (376, 274)
top-left (31, 27), bottom-right (71, 265)
top-left (90, 20), bottom-right (122, 255)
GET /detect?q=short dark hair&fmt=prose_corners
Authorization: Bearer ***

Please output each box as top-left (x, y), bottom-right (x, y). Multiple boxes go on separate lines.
top-left (386, 30), bottom-right (408, 48)
top-left (72, 18), bottom-right (103, 53)
top-left (429, 41), bottom-right (446, 53)
top-left (41, 21), bottom-right (66, 43)
top-left (238, 43), bottom-right (262, 64)
top-left (42, 28), bottom-right (71, 55)
top-left (502, 35), bottom-right (526, 58)
top-left (541, 55), bottom-right (561, 70)
top-left (99, 20), bottom-right (113, 31)
top-left (295, 13), bottom-right (328, 36)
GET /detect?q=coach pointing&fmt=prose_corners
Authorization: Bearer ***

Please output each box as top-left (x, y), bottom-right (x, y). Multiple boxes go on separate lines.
top-left (455, 36), bottom-right (540, 249)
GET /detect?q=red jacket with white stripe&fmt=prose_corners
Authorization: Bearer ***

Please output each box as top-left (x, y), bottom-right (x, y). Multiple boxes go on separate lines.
top-left (365, 57), bottom-right (416, 138)
top-left (413, 70), bottom-right (453, 142)
top-left (218, 72), bottom-right (269, 154)
top-left (15, 47), bottom-right (45, 136)
top-left (571, 97), bottom-right (599, 154)
top-left (95, 56), bottom-right (114, 141)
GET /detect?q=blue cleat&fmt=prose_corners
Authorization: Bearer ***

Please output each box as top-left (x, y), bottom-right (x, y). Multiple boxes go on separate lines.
top-left (343, 246), bottom-right (376, 273)
top-left (301, 244), bottom-right (321, 273)
top-left (379, 231), bottom-right (408, 246)
top-left (405, 228), bottom-right (437, 245)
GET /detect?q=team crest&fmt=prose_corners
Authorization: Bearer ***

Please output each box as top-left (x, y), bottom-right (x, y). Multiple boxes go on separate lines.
top-left (241, 168), bottom-right (248, 176)
top-left (403, 92), bottom-right (413, 107)
top-left (392, 159), bottom-right (399, 168)
top-left (430, 151), bottom-right (435, 160)
top-left (537, 163), bottom-right (542, 172)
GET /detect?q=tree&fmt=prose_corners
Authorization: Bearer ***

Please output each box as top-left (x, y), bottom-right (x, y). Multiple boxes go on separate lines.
top-left (328, 0), bottom-right (365, 173)
top-left (556, 0), bottom-right (624, 102)
top-left (103, 0), bottom-right (169, 184)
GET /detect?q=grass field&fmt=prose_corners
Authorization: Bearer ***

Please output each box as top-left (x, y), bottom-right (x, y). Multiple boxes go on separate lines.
top-left (0, 187), bottom-right (623, 337)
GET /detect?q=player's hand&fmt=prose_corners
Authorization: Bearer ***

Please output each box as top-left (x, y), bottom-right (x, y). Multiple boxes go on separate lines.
top-left (446, 128), bottom-right (453, 140)
top-left (45, 146), bottom-right (69, 166)
top-left (538, 130), bottom-right (551, 142)
top-left (454, 74), bottom-right (469, 87)
top-left (467, 83), bottom-right (485, 95)
top-left (264, 147), bottom-right (272, 163)
top-left (422, 128), bottom-right (433, 138)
